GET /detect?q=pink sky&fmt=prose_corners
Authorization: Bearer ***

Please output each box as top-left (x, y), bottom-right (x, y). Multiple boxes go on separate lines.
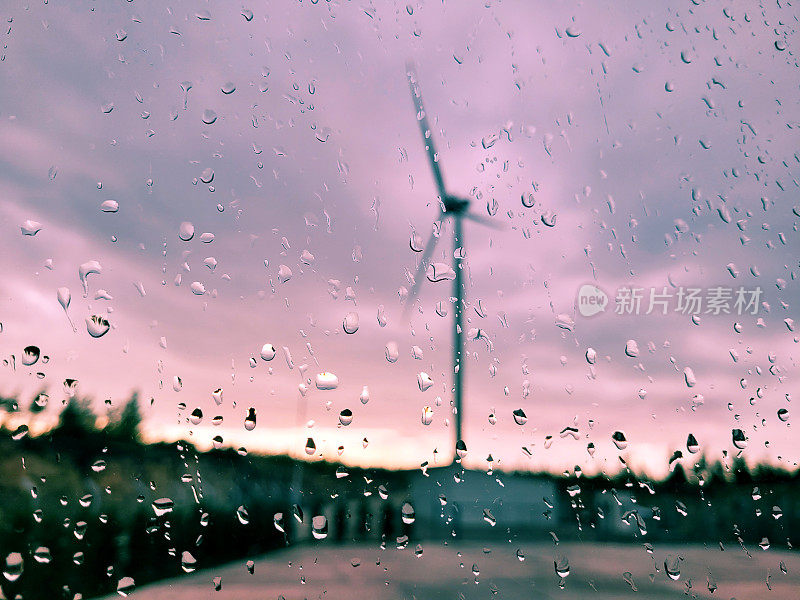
top-left (0, 0), bottom-right (797, 479)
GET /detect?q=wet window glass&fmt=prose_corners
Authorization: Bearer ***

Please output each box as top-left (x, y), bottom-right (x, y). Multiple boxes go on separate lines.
top-left (1, 0), bottom-right (798, 598)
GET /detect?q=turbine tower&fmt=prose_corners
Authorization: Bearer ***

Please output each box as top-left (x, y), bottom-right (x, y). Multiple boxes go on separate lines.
top-left (405, 63), bottom-right (497, 465)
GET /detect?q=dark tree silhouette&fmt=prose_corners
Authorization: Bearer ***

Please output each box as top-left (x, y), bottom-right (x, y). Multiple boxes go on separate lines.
top-left (107, 392), bottom-right (143, 443)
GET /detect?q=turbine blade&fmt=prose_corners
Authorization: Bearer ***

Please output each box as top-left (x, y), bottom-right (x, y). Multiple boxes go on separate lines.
top-left (463, 211), bottom-right (504, 230)
top-left (404, 222), bottom-right (442, 312)
top-left (406, 63), bottom-right (448, 201)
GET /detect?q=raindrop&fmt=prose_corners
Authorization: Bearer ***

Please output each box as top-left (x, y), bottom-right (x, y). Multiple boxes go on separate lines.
top-left (78, 260), bottom-right (102, 297)
top-left (624, 340), bottom-right (639, 357)
top-left (260, 344), bottom-right (276, 361)
top-left (417, 372), bottom-right (433, 391)
top-left (401, 502), bottom-right (415, 524)
top-left (554, 556), bottom-right (570, 577)
top-left (200, 168), bottom-right (214, 183)
top-left (278, 265), bottom-right (292, 283)
top-left (22, 346), bottom-right (40, 366)
top-left (315, 372), bottom-right (339, 390)
top-left (777, 408), bottom-right (789, 422)
top-left (312, 515), bottom-right (328, 539)
top-left (221, 82), bottom-right (236, 95)
top-left (343, 312), bottom-right (359, 334)
top-left (421, 406), bottom-right (433, 425)
top-left (86, 315), bottom-right (110, 338)
top-left (244, 408), bottom-right (256, 430)
top-left (237, 505), bottom-right (250, 525)
top-left (732, 429), bottom-right (747, 449)
top-left (101, 200), bottom-right (119, 213)
top-left (178, 222), bottom-right (195, 241)
top-left (152, 498), bottom-right (174, 516)
top-left (241, 9), bottom-right (254, 21)
top-left (273, 513), bottom-right (285, 533)
top-left (21, 220), bottom-right (42, 236)
top-left (212, 388), bottom-right (223, 405)
top-left (201, 109), bottom-right (217, 124)
top-left (385, 342), bottom-right (400, 363)
top-left (409, 231), bottom-right (424, 252)
top-left (663, 555), bottom-right (681, 580)
top-left (57, 287), bottom-right (76, 331)
top-left (482, 508), bottom-right (496, 526)
top-left (686, 433), bottom-right (699, 454)
top-left (181, 551), bottom-right (197, 573)
top-left (359, 386), bottom-right (370, 404)
top-left (189, 408), bottom-right (203, 425)
top-left (339, 409), bottom-right (353, 426)
top-left (305, 438), bottom-right (316, 455)
top-left (585, 348), bottom-right (596, 364)
top-left (683, 367), bottom-right (696, 388)
top-left (427, 262), bottom-right (455, 282)
top-left (117, 576), bottom-right (135, 596)
top-left (541, 212), bottom-right (557, 227)
top-left (565, 26), bottom-right (581, 37)
top-left (455, 439), bottom-right (467, 458)
top-left (612, 431), bottom-right (628, 450)
top-left (512, 409), bottom-right (527, 425)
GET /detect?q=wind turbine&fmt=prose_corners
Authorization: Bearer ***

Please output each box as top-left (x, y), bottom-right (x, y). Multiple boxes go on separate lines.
top-left (404, 63), bottom-right (499, 466)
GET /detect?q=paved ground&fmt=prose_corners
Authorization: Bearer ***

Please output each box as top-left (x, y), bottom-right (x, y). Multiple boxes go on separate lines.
top-left (106, 541), bottom-right (800, 599)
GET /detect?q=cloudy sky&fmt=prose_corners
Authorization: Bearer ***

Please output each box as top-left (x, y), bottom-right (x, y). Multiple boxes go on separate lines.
top-left (1, 0), bottom-right (797, 477)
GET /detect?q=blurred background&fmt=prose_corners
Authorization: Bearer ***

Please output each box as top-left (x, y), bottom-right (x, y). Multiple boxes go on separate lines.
top-left (0, 0), bottom-right (798, 597)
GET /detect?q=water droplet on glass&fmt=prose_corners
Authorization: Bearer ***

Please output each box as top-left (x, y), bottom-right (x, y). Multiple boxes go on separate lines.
top-left (221, 82), bottom-right (236, 95)
top-left (181, 551), bottom-right (197, 573)
top-left (385, 342), bottom-right (399, 363)
top-left (152, 498), bottom-right (174, 516)
top-left (22, 345), bottom-right (40, 366)
top-left (278, 265), bottom-right (292, 283)
top-left (338, 409), bottom-right (353, 426)
top-left (401, 502), bottom-right (415, 524)
top-left (315, 372), bottom-right (339, 390)
top-left (312, 515), bottom-right (328, 539)
top-left (21, 220), bottom-right (42, 236)
top-left (178, 221), bottom-right (195, 241)
top-left (732, 428), bottom-right (747, 449)
top-left (241, 9), bottom-right (254, 21)
top-left (625, 340), bottom-right (639, 357)
top-left (513, 409), bottom-right (527, 425)
top-left (78, 260), bottom-right (102, 297)
top-left (455, 439), bottom-right (467, 459)
top-left (201, 109), bottom-right (217, 124)
top-left (541, 212), bottom-right (557, 227)
top-left (86, 315), bottom-right (110, 338)
top-left (554, 556), bottom-right (570, 578)
top-left (116, 576), bottom-right (135, 596)
top-left (359, 386), bottom-right (370, 405)
top-left (101, 200), bottom-right (119, 213)
top-left (612, 431), bottom-right (628, 450)
top-left (244, 408), bottom-right (257, 430)
top-left (417, 372), bottom-right (433, 391)
top-left (237, 505), bottom-right (250, 525)
top-left (343, 312), bottom-right (359, 334)
top-left (426, 262), bottom-right (455, 282)
top-left (686, 433), bottom-right (699, 453)
top-left (305, 438), bottom-right (316, 455)
top-left (421, 406), bottom-right (433, 425)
